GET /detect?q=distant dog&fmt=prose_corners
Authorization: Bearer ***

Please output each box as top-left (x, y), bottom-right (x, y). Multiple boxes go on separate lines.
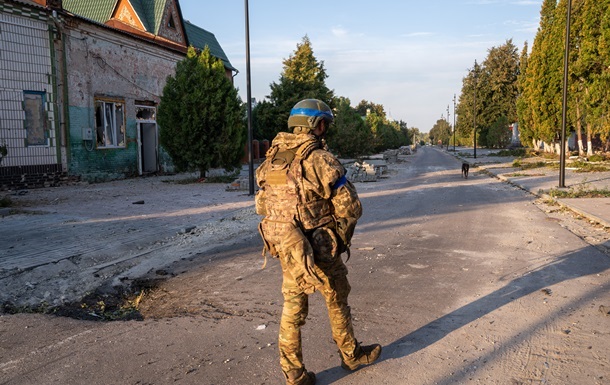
top-left (461, 163), bottom-right (470, 178)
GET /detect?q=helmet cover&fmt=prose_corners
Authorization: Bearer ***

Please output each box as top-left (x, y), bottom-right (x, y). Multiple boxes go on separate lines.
top-left (288, 99), bottom-right (334, 129)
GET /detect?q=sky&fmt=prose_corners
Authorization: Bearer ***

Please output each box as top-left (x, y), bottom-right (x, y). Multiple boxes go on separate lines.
top-left (178, 0), bottom-right (542, 132)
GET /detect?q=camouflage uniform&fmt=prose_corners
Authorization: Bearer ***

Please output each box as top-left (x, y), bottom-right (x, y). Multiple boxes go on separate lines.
top-left (255, 131), bottom-right (362, 377)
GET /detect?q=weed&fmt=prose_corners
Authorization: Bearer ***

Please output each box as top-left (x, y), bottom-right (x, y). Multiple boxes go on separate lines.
top-left (513, 160), bottom-right (548, 170)
top-left (489, 148), bottom-right (528, 157)
top-left (569, 160), bottom-right (610, 172)
top-left (0, 195), bottom-right (11, 208)
top-left (588, 154), bottom-right (606, 162)
top-left (548, 180), bottom-right (610, 198)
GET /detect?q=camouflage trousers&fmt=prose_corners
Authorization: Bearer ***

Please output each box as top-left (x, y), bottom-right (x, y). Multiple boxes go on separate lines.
top-left (278, 252), bottom-right (357, 374)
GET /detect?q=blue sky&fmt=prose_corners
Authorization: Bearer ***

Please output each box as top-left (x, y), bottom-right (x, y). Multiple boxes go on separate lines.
top-left (179, 1), bottom-right (542, 132)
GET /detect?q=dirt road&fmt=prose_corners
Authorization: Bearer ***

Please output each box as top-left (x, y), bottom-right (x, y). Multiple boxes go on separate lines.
top-left (1, 147), bottom-right (609, 385)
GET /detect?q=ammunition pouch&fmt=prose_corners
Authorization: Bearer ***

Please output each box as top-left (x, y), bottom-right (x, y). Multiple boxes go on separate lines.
top-left (254, 190), bottom-right (266, 216)
top-left (309, 226), bottom-right (340, 264)
top-left (281, 223), bottom-right (322, 294)
top-left (258, 219), bottom-right (322, 294)
top-left (335, 217), bottom-right (357, 252)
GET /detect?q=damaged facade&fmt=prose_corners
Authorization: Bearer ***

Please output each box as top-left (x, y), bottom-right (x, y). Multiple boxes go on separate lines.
top-left (0, 0), bottom-right (236, 189)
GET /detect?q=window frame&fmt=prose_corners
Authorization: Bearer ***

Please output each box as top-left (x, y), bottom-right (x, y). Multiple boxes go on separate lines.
top-left (95, 98), bottom-right (126, 149)
top-left (23, 91), bottom-right (49, 147)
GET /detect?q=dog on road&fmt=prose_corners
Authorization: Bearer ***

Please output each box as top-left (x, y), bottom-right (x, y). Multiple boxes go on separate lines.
top-left (461, 162), bottom-right (470, 178)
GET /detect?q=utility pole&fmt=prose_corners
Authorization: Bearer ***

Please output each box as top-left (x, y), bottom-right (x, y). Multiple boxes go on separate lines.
top-left (473, 60), bottom-right (478, 159)
top-left (559, 0), bottom-right (572, 188)
top-left (446, 104), bottom-right (450, 150)
top-left (244, 0), bottom-right (254, 195)
top-left (453, 94), bottom-right (456, 152)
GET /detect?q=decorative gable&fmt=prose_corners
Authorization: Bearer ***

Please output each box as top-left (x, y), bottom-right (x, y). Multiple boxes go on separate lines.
top-left (155, 0), bottom-right (185, 46)
top-left (113, 0), bottom-right (145, 31)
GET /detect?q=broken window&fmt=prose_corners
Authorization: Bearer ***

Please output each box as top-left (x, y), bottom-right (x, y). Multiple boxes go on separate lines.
top-left (95, 99), bottom-right (126, 148)
top-left (136, 105), bottom-right (156, 121)
top-left (23, 91), bottom-right (48, 146)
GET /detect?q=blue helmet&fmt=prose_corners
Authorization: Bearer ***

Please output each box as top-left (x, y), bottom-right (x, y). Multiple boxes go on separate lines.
top-left (288, 99), bottom-right (334, 130)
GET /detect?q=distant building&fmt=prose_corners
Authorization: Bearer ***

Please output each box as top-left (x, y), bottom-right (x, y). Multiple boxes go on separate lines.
top-left (0, 0), bottom-right (236, 189)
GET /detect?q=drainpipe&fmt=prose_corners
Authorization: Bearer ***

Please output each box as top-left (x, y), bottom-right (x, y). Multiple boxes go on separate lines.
top-left (51, 9), bottom-right (71, 170)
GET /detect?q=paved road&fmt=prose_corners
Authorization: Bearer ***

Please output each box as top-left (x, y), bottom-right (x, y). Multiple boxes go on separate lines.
top-left (1, 146), bottom-right (608, 385)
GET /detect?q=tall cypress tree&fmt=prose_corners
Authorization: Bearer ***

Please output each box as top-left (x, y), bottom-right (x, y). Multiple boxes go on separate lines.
top-left (516, 41), bottom-right (534, 146)
top-left (521, 0), bottom-right (562, 150)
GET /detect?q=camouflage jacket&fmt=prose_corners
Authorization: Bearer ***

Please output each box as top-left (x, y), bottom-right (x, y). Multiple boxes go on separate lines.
top-left (255, 132), bottom-right (362, 253)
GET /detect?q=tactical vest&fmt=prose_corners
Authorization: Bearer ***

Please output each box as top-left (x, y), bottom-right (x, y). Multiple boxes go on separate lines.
top-left (256, 138), bottom-right (334, 256)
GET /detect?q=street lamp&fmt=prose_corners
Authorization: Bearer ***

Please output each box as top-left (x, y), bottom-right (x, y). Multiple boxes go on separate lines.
top-left (453, 94), bottom-right (456, 152)
top-left (559, 0), bottom-right (572, 188)
top-left (446, 104), bottom-right (450, 150)
top-left (244, 0), bottom-right (254, 195)
top-left (473, 60), bottom-right (478, 159)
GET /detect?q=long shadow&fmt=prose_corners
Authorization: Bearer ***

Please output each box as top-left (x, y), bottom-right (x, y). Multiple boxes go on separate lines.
top-left (316, 244), bottom-right (610, 384)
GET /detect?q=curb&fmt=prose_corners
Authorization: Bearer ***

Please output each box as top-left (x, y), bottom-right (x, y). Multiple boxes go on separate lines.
top-left (483, 164), bottom-right (610, 230)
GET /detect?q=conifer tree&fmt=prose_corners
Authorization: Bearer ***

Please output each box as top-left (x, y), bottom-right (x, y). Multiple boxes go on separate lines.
top-left (158, 46), bottom-right (246, 177)
top-left (254, 36), bottom-right (334, 139)
top-left (327, 97), bottom-right (374, 158)
top-left (520, 0), bottom-right (562, 150)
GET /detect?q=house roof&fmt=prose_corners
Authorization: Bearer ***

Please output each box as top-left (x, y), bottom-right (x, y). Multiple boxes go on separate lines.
top-left (183, 20), bottom-right (235, 71)
top-left (62, 0), bottom-right (118, 24)
top-left (61, 0), bottom-right (235, 71)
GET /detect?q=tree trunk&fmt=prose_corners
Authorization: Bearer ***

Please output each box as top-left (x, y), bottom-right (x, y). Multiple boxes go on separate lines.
top-left (575, 103), bottom-right (584, 156)
top-left (532, 139), bottom-right (541, 151)
top-left (586, 121), bottom-right (593, 156)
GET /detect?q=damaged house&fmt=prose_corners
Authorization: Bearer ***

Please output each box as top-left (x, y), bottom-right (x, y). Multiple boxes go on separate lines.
top-left (0, 0), bottom-right (236, 188)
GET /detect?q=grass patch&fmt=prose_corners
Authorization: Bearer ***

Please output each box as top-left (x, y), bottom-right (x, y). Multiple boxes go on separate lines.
top-left (548, 180), bottom-right (610, 198)
top-left (505, 172), bottom-right (546, 177)
top-left (489, 148), bottom-right (528, 157)
top-left (0, 195), bottom-right (12, 208)
top-left (512, 160), bottom-right (548, 170)
top-left (569, 161), bottom-right (610, 172)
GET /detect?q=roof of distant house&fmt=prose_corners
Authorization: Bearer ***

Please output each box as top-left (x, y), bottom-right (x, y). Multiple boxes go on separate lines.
top-left (61, 0), bottom-right (235, 71)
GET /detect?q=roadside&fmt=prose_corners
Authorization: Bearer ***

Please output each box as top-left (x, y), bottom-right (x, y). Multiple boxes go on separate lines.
top-left (0, 170), bottom-right (260, 315)
top-left (1, 147), bottom-right (609, 385)
top-left (1, 147), bottom-right (610, 317)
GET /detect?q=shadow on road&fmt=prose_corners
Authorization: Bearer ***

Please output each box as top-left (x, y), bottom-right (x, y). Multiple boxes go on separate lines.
top-left (315, 244), bottom-right (609, 384)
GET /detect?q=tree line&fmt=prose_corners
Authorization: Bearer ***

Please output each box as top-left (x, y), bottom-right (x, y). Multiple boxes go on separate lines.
top-left (453, 0), bottom-right (610, 156)
top-left (253, 36), bottom-right (419, 158)
top-left (157, 37), bottom-right (421, 177)
top-left (156, 0), bottom-right (610, 177)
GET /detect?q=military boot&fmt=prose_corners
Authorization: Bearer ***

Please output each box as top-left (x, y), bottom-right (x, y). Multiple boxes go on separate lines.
top-left (340, 343), bottom-right (382, 371)
top-left (284, 367), bottom-right (316, 385)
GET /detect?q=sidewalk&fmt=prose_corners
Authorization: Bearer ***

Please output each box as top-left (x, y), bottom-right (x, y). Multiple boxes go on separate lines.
top-left (452, 146), bottom-right (610, 228)
top-left (0, 168), bottom-right (259, 308)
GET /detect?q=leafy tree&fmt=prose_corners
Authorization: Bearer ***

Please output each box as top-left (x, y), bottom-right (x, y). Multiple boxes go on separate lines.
top-left (456, 61), bottom-right (483, 147)
top-left (326, 97), bottom-right (374, 158)
top-left (486, 116), bottom-right (512, 148)
top-left (158, 46), bottom-right (246, 177)
top-left (255, 36), bottom-right (334, 139)
top-left (252, 99), bottom-right (276, 140)
top-left (516, 41), bottom-right (534, 146)
top-left (429, 117), bottom-right (452, 147)
top-left (481, 40), bottom-right (520, 127)
top-left (355, 100), bottom-right (386, 117)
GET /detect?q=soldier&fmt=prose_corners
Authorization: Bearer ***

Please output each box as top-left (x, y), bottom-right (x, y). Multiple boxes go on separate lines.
top-left (255, 99), bottom-right (382, 385)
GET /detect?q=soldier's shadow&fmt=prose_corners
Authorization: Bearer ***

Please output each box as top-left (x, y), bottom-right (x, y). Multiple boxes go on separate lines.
top-left (315, 244), bottom-right (610, 384)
